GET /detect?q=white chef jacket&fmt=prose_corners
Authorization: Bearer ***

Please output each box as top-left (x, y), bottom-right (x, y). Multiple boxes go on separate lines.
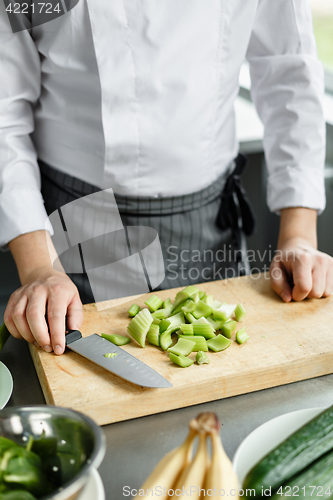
top-left (0, 0), bottom-right (326, 249)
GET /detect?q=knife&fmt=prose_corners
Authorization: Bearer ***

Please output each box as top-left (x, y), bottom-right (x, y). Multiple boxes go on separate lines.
top-left (65, 330), bottom-right (172, 389)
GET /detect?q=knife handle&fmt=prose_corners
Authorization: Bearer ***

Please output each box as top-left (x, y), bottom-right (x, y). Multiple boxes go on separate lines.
top-left (65, 329), bottom-right (82, 345)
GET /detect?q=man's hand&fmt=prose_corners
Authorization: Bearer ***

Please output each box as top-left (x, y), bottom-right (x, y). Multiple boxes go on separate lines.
top-left (270, 207), bottom-right (333, 302)
top-left (4, 267), bottom-right (83, 354)
top-left (5, 230), bottom-right (83, 354)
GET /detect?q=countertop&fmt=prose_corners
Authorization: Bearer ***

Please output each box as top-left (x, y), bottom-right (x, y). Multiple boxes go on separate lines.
top-left (1, 335), bottom-right (333, 500)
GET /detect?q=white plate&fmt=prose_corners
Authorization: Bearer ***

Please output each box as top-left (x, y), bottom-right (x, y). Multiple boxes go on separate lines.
top-left (79, 468), bottom-right (105, 500)
top-left (233, 407), bottom-right (326, 485)
top-left (0, 361), bottom-right (13, 409)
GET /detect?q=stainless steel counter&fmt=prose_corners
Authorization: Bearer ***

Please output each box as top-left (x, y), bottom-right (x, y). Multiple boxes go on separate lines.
top-left (1, 334), bottom-right (333, 500)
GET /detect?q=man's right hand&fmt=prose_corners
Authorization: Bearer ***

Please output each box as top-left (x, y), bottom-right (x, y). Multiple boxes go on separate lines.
top-left (5, 230), bottom-right (83, 355)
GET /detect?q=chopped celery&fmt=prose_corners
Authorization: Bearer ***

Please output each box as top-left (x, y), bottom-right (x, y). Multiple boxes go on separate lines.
top-left (178, 335), bottom-right (208, 352)
top-left (205, 316), bottom-right (223, 332)
top-left (105, 352), bottom-right (118, 358)
top-left (167, 312), bottom-right (185, 333)
top-left (198, 290), bottom-right (206, 300)
top-left (159, 319), bottom-right (171, 333)
top-left (145, 295), bottom-right (163, 312)
top-left (173, 286), bottom-right (200, 307)
top-left (152, 309), bottom-right (169, 320)
top-left (168, 338), bottom-right (196, 356)
top-left (196, 351), bottom-right (210, 365)
top-left (163, 298), bottom-right (173, 310)
top-left (128, 304), bottom-right (140, 317)
top-left (207, 334), bottom-right (231, 352)
top-left (212, 299), bottom-right (222, 309)
top-left (235, 303), bottom-right (246, 322)
top-left (127, 308), bottom-right (153, 348)
top-left (236, 327), bottom-right (249, 344)
top-left (152, 318), bottom-right (161, 325)
top-left (181, 300), bottom-right (196, 314)
top-left (160, 329), bottom-right (173, 351)
top-left (192, 300), bottom-right (213, 319)
top-left (212, 303), bottom-right (236, 322)
top-left (221, 320), bottom-right (237, 339)
top-left (147, 324), bottom-right (160, 347)
top-left (202, 294), bottom-right (214, 307)
top-left (192, 318), bottom-right (215, 339)
top-left (180, 324), bottom-right (194, 335)
top-left (169, 352), bottom-right (194, 368)
top-left (184, 312), bottom-right (196, 324)
top-left (171, 298), bottom-right (193, 316)
top-left (101, 333), bottom-right (131, 346)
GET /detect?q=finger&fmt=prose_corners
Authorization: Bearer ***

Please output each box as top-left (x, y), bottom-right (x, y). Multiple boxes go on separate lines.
top-left (11, 295), bottom-right (35, 343)
top-left (25, 290), bottom-right (51, 351)
top-left (47, 289), bottom-right (69, 355)
top-left (4, 298), bottom-right (24, 340)
top-left (269, 260), bottom-right (292, 302)
top-left (66, 293), bottom-right (83, 331)
top-left (308, 256), bottom-right (326, 299)
top-left (291, 253), bottom-right (313, 301)
top-left (324, 266), bottom-right (333, 297)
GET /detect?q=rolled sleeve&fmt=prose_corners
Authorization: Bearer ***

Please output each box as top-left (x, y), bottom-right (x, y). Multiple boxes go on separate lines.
top-left (246, 0), bottom-right (326, 214)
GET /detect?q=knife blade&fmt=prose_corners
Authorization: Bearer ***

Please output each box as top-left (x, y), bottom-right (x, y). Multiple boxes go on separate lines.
top-left (65, 330), bottom-right (172, 388)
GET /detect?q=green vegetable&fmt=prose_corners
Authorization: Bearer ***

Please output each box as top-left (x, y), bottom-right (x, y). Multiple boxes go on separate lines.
top-left (234, 303), bottom-right (246, 322)
top-left (101, 333), bottom-right (131, 346)
top-left (207, 334), bottom-right (231, 352)
top-left (160, 329), bottom-right (173, 351)
top-left (271, 450), bottom-right (333, 500)
top-left (168, 338), bottom-right (196, 357)
top-left (178, 335), bottom-right (208, 352)
top-left (147, 324), bottom-right (160, 347)
top-left (202, 294), bottom-right (214, 307)
top-left (243, 405), bottom-right (333, 496)
top-left (173, 286), bottom-right (200, 307)
top-left (128, 304), bottom-right (140, 317)
top-left (184, 313), bottom-right (196, 324)
top-left (0, 323), bottom-right (10, 352)
top-left (181, 300), bottom-right (196, 314)
top-left (159, 319), bottom-right (171, 333)
top-left (198, 290), bottom-right (206, 300)
top-left (221, 320), bottom-right (237, 339)
top-left (192, 300), bottom-right (213, 319)
top-left (127, 308), bottom-right (153, 347)
top-left (0, 491), bottom-right (37, 500)
top-left (104, 352), bottom-right (118, 358)
top-left (196, 351), bottom-right (210, 365)
top-left (145, 295), bottom-right (163, 313)
top-left (192, 318), bottom-right (215, 339)
top-left (180, 324), bottom-right (194, 335)
top-left (236, 327), bottom-right (249, 344)
top-left (169, 353), bottom-right (194, 368)
top-left (152, 309), bottom-right (169, 320)
top-left (212, 303), bottom-right (236, 322)
top-left (152, 318), bottom-right (161, 325)
top-left (166, 312), bottom-right (185, 333)
top-left (205, 317), bottom-right (222, 331)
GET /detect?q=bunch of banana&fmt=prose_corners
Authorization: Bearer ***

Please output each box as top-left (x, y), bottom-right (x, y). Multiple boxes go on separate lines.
top-left (134, 412), bottom-right (239, 499)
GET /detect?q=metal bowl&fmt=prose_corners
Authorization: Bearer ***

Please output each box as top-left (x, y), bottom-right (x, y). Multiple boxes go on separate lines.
top-left (0, 405), bottom-right (106, 500)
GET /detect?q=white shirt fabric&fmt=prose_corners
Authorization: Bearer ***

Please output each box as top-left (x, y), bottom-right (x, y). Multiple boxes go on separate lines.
top-left (0, 0), bottom-right (326, 249)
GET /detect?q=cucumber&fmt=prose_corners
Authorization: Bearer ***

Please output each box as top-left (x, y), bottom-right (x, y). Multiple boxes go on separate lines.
top-left (0, 323), bottom-right (10, 352)
top-left (270, 450), bottom-right (333, 500)
top-left (243, 406), bottom-right (333, 496)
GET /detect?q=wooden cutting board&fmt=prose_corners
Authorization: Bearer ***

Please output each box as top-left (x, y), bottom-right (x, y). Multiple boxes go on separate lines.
top-left (30, 274), bottom-right (333, 425)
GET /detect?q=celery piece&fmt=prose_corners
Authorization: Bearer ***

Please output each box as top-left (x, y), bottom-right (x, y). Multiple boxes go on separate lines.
top-left (181, 300), bottom-right (196, 314)
top-left (180, 323), bottom-right (194, 335)
top-left (169, 352), bottom-right (194, 368)
top-left (192, 300), bottom-right (213, 319)
top-left (159, 319), bottom-right (171, 333)
top-left (163, 298), bottom-right (173, 310)
top-left (203, 294), bottom-right (214, 307)
top-left (171, 298), bottom-right (194, 316)
top-left (173, 286), bottom-right (200, 307)
top-left (152, 309), bottom-right (169, 320)
top-left (193, 318), bottom-right (215, 340)
top-left (160, 329), bottom-right (173, 351)
top-left (206, 316), bottom-right (222, 332)
top-left (236, 327), bottom-right (249, 344)
top-left (101, 333), bottom-right (131, 346)
top-left (105, 352), bottom-right (118, 358)
top-left (178, 335), bottom-right (208, 352)
top-left (128, 304), bottom-right (140, 318)
top-left (145, 295), bottom-right (163, 313)
top-left (234, 303), bottom-right (246, 322)
top-left (147, 324), bottom-right (160, 347)
top-left (167, 312), bottom-right (185, 333)
top-left (0, 323), bottom-right (10, 353)
top-left (198, 290), bottom-right (206, 300)
top-left (212, 299), bottom-right (222, 309)
top-left (221, 320), bottom-right (237, 339)
top-left (127, 308), bottom-right (153, 348)
top-left (207, 334), bottom-right (231, 352)
top-left (196, 351), bottom-right (210, 365)
top-left (168, 338), bottom-right (196, 356)
top-left (152, 318), bottom-right (161, 325)
top-left (184, 313), bottom-right (196, 324)
top-left (212, 303), bottom-right (236, 322)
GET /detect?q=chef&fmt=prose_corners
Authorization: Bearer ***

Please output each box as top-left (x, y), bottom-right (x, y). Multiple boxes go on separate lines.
top-left (1, 0), bottom-right (332, 356)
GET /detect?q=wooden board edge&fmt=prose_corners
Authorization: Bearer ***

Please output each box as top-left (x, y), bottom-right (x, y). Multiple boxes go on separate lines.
top-left (29, 345), bottom-right (56, 406)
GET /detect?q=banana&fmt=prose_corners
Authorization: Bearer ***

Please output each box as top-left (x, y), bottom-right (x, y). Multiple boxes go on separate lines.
top-left (169, 431), bottom-right (209, 500)
top-left (204, 418), bottom-right (239, 499)
top-left (134, 428), bottom-right (196, 498)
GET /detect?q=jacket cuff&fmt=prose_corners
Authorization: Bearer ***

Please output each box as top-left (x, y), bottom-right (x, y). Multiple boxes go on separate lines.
top-left (267, 166), bottom-right (326, 215)
top-left (0, 189), bottom-right (53, 250)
